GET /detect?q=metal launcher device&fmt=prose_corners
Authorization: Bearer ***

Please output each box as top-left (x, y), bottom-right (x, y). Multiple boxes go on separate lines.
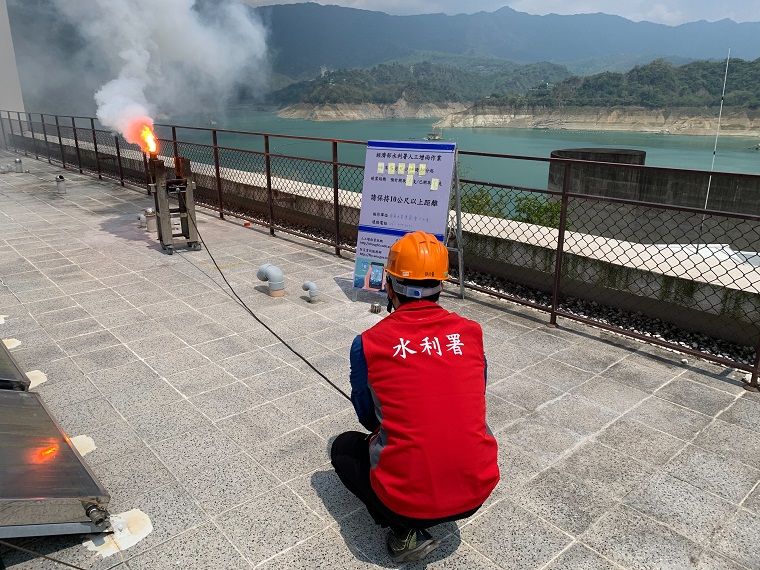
top-left (148, 153), bottom-right (202, 254)
top-left (0, 341), bottom-right (111, 542)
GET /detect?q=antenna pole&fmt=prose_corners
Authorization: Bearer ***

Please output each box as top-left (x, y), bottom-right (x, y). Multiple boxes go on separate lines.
top-left (705, 49), bottom-right (731, 209)
top-left (700, 48), bottom-right (730, 244)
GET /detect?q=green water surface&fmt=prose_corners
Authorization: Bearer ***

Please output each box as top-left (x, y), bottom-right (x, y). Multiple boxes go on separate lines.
top-left (163, 108), bottom-right (760, 190)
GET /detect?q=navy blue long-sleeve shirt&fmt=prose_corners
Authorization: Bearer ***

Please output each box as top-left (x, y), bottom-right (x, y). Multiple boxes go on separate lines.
top-left (350, 335), bottom-right (380, 432)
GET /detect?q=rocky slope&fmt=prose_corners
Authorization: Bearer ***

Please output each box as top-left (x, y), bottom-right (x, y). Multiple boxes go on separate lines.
top-left (278, 101), bottom-right (467, 121)
top-left (435, 106), bottom-right (760, 136)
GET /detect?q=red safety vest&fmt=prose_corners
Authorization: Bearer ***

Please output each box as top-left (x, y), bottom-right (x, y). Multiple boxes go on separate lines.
top-left (361, 300), bottom-right (499, 519)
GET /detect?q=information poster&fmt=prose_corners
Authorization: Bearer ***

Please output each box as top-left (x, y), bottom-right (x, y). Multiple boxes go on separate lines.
top-left (353, 140), bottom-right (457, 291)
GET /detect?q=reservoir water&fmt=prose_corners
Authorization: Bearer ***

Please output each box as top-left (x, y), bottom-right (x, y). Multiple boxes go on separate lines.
top-left (165, 108), bottom-right (760, 189)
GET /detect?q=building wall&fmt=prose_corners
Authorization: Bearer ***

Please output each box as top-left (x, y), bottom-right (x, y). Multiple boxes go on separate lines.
top-left (549, 148), bottom-right (760, 251)
top-left (0, 0), bottom-right (24, 113)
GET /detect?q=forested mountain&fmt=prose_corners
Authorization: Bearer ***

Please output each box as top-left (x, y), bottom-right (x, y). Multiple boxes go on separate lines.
top-left (256, 3), bottom-right (760, 79)
top-left (271, 61), bottom-right (571, 105)
top-left (484, 58), bottom-right (760, 109)
top-left (8, 0), bottom-right (760, 114)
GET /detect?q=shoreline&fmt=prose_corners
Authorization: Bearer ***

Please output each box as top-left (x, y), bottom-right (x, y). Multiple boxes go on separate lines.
top-left (277, 103), bottom-right (760, 138)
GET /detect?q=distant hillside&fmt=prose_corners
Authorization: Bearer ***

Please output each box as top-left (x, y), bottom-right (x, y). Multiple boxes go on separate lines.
top-left (256, 3), bottom-right (760, 79)
top-left (484, 59), bottom-right (760, 109)
top-left (270, 61), bottom-right (571, 105)
top-left (10, 0), bottom-right (760, 115)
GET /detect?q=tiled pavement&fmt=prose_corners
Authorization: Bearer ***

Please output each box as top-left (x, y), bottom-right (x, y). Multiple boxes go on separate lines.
top-left (1, 152), bottom-right (759, 569)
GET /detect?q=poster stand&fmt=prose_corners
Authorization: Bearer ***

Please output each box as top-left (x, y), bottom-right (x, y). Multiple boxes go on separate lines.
top-left (351, 140), bottom-right (465, 305)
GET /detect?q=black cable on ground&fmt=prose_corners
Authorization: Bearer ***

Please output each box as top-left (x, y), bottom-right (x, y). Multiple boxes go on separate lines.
top-left (0, 540), bottom-right (87, 570)
top-left (176, 194), bottom-right (352, 401)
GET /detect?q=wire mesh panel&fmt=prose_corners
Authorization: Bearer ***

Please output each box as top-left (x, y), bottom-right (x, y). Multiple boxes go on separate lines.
top-left (0, 113), bottom-right (14, 150)
top-left (174, 140), bottom-right (216, 206)
top-left (206, 146), bottom-right (265, 216)
top-left (268, 154), bottom-right (337, 240)
top-left (456, 173), bottom-right (560, 309)
top-left (93, 129), bottom-right (119, 179)
top-left (72, 127), bottom-right (98, 173)
top-left (337, 163), bottom-right (364, 248)
top-left (114, 135), bottom-right (146, 186)
top-left (557, 169), bottom-right (760, 367)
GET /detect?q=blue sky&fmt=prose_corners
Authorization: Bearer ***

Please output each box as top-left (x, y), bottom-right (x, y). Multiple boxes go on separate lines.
top-left (248, 1), bottom-right (760, 24)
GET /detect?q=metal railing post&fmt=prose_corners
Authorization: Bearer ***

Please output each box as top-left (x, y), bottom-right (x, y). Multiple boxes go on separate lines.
top-left (332, 141), bottom-right (341, 256)
top-left (115, 135), bottom-right (125, 186)
top-left (27, 112), bottom-right (39, 159)
top-left (0, 112), bottom-right (7, 150)
top-left (40, 114), bottom-right (51, 163)
top-left (212, 129), bottom-right (224, 219)
top-left (72, 117), bottom-right (83, 173)
top-left (17, 112), bottom-right (26, 156)
top-left (171, 126), bottom-right (178, 160)
top-left (90, 118), bottom-right (102, 179)
top-left (746, 339), bottom-right (760, 392)
top-left (143, 152), bottom-right (151, 194)
top-left (55, 115), bottom-right (66, 168)
top-left (9, 111), bottom-right (17, 152)
top-left (549, 162), bottom-right (572, 326)
top-left (265, 135), bottom-right (274, 236)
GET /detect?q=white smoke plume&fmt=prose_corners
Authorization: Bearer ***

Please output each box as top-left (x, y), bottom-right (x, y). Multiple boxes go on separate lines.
top-left (50, 0), bottom-right (268, 145)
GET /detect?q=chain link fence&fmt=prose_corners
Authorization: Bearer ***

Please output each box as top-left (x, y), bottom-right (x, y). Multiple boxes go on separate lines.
top-left (2, 109), bottom-right (759, 387)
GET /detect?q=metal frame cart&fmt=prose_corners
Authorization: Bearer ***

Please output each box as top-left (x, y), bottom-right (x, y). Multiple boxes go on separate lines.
top-left (149, 155), bottom-right (202, 254)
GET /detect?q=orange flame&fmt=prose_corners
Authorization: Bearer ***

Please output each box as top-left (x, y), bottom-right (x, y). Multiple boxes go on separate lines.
top-left (140, 124), bottom-right (158, 154)
top-left (125, 116), bottom-right (159, 154)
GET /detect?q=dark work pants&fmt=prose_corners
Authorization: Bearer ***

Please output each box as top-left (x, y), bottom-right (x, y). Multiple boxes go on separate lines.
top-left (330, 431), bottom-right (481, 535)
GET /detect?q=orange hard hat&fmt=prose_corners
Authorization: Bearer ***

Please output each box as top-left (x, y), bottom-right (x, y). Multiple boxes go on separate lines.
top-left (385, 231), bottom-right (449, 281)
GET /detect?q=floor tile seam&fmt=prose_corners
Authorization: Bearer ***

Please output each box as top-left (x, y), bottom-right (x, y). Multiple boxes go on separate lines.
top-left (46, 323), bottom-right (117, 343)
top-left (591, 499), bottom-right (740, 557)
top-left (535, 538), bottom-right (627, 570)
top-left (712, 392), bottom-right (760, 433)
top-left (613, 453), bottom-right (744, 520)
top-left (163, 369), bottom-right (238, 399)
top-left (117, 511), bottom-right (227, 568)
top-left (698, 502), bottom-right (756, 565)
top-left (503, 409), bottom-right (638, 499)
top-left (189, 387), bottom-right (271, 423)
top-left (632, 382), bottom-right (718, 426)
top-left (670, 365), bottom-right (743, 394)
top-left (459, 494), bottom-right (578, 552)
top-left (516, 450), bottom-right (623, 509)
top-left (737, 479), bottom-right (760, 510)
top-left (215, 424), bottom-right (293, 485)
top-left (187, 474), bottom-right (287, 520)
top-left (282, 478), bottom-right (341, 524)
top-left (280, 476), bottom-right (339, 524)
top-left (533, 386), bottom-right (629, 440)
top-left (248, 526), bottom-right (352, 569)
top-left (53, 333), bottom-right (126, 358)
top-left (17, 297), bottom-right (83, 317)
top-left (486, 365), bottom-right (560, 393)
top-left (455, 536), bottom-right (527, 570)
top-left (658, 373), bottom-right (749, 409)
top-left (594, 434), bottom-right (690, 474)
top-left (662, 389), bottom-right (760, 470)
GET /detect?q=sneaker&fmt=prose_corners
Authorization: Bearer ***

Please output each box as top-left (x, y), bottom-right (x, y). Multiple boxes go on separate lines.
top-left (386, 528), bottom-right (440, 563)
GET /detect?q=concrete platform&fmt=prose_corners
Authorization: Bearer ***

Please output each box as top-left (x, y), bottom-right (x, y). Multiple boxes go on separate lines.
top-left (0, 151), bottom-right (759, 569)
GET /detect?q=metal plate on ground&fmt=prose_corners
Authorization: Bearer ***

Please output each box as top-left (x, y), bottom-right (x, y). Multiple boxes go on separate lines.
top-left (0, 390), bottom-right (109, 535)
top-left (0, 341), bottom-right (30, 391)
